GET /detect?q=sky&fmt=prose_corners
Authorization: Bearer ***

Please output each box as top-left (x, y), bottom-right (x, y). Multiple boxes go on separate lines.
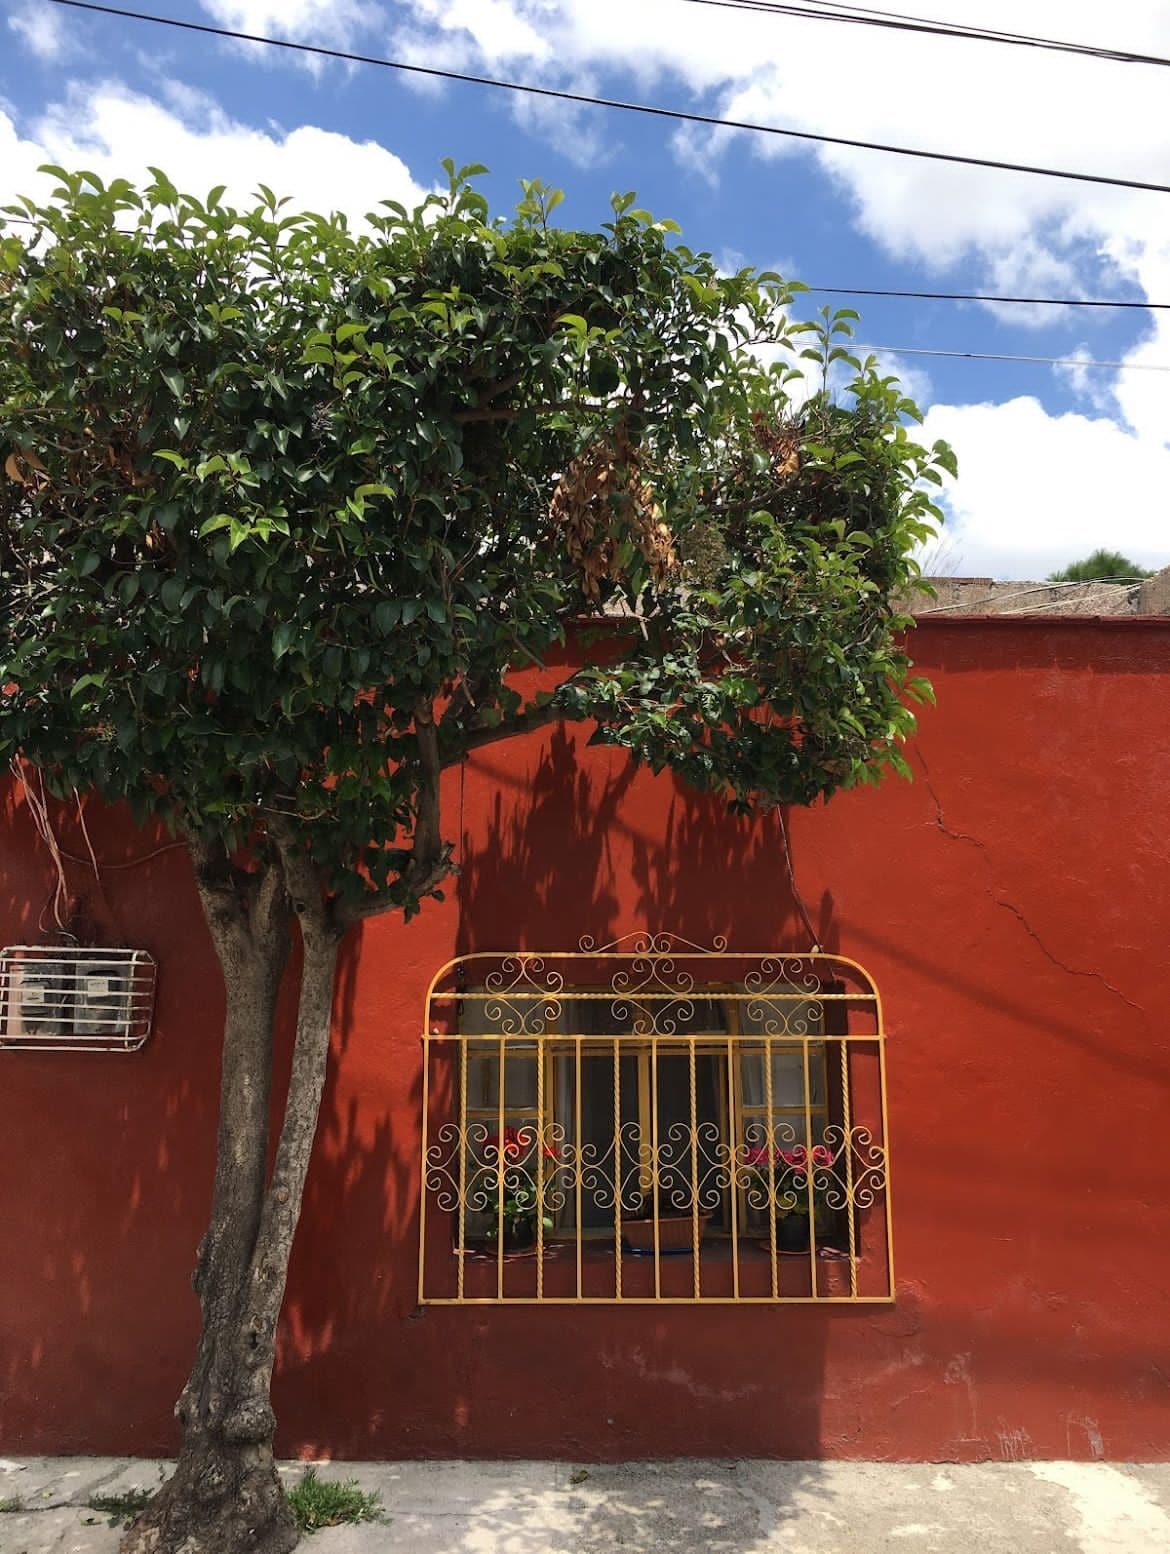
top-left (2, 0), bottom-right (1169, 580)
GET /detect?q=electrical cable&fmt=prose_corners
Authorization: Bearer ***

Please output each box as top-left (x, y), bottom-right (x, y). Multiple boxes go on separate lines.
top-left (805, 286), bottom-right (1166, 310)
top-left (44, 2), bottom-right (1170, 196)
top-left (919, 578), bottom-right (1149, 614)
top-left (4, 212), bottom-right (1168, 316)
top-left (855, 344), bottom-right (1170, 371)
top-left (676, 0), bottom-right (1170, 69)
top-left (4, 212), bottom-right (1167, 316)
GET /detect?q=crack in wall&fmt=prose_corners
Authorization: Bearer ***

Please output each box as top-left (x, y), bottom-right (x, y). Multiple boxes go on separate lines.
top-left (917, 755), bottom-right (1142, 1014)
top-left (993, 898), bottom-right (1141, 1011)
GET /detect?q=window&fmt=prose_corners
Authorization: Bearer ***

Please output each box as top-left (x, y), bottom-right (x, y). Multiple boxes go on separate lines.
top-left (420, 936), bottom-right (892, 1304)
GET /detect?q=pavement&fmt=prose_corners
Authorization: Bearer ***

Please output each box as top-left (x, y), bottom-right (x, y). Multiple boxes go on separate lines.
top-left (2, 1457), bottom-right (1170, 1554)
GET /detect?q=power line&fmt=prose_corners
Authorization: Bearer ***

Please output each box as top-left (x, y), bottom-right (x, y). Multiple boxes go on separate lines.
top-left (45, 1), bottom-right (1170, 197)
top-left (856, 344), bottom-right (1170, 371)
top-left (677, 0), bottom-right (1170, 69)
top-left (5, 212), bottom-right (1165, 313)
top-left (919, 578), bottom-right (1150, 614)
top-left (3, 216), bottom-right (1167, 361)
top-left (807, 286), bottom-right (1166, 311)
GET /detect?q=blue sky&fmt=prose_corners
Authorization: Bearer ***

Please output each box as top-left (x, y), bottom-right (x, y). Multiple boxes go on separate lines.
top-left (4, 0), bottom-right (1169, 578)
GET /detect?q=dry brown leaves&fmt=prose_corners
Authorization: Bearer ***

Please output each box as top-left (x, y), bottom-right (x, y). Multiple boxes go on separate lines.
top-left (751, 411), bottom-right (800, 481)
top-left (549, 422), bottom-right (676, 598)
top-left (3, 449), bottom-right (47, 488)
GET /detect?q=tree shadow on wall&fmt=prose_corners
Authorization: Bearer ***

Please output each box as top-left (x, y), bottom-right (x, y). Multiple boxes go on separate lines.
top-left (276, 918), bottom-right (431, 1458)
top-left (0, 779), bottom-right (223, 1455)
top-left (382, 732), bottom-right (845, 1471)
top-left (458, 727), bottom-right (826, 956)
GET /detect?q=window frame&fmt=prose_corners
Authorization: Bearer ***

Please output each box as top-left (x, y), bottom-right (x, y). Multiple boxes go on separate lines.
top-left (420, 939), bottom-right (892, 1305)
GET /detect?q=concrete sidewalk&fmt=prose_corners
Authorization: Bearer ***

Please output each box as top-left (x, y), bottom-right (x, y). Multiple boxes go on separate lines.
top-left (2, 1457), bottom-right (1169, 1554)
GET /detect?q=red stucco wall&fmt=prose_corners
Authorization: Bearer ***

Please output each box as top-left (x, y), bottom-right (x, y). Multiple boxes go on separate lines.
top-left (2, 618), bottom-right (1168, 1462)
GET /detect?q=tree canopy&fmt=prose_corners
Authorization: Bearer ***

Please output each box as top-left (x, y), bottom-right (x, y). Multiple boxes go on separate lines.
top-left (2, 162), bottom-right (950, 923)
top-left (0, 162), bottom-right (952, 1554)
top-left (1047, 548), bottom-right (1152, 583)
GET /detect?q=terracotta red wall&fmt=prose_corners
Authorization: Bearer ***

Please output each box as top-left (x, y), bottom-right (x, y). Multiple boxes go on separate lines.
top-left (2, 618), bottom-right (1168, 1462)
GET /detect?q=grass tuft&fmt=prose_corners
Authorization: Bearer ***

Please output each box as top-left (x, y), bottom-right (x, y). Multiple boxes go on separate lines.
top-left (88, 1488), bottom-right (153, 1527)
top-left (0, 1496), bottom-right (24, 1513)
top-left (286, 1467), bottom-right (383, 1534)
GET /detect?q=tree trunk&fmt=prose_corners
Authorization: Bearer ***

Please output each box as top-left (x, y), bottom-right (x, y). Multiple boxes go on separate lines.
top-left (122, 853), bottom-right (342, 1554)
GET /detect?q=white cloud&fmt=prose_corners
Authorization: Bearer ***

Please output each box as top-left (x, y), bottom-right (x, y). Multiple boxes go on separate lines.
top-left (400, 0), bottom-right (552, 65)
top-left (389, 2), bottom-right (1170, 297)
top-left (386, 1), bottom-right (1170, 576)
top-left (200, 0), bottom-right (380, 46)
top-left (921, 396), bottom-right (1170, 579)
top-left (0, 80), bottom-right (427, 225)
top-left (198, 0), bottom-right (383, 73)
top-left (8, 0), bottom-right (67, 59)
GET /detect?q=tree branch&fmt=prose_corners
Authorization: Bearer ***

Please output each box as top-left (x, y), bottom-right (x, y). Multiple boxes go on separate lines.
top-left (452, 399), bottom-right (590, 424)
top-left (186, 832), bottom-right (250, 958)
top-left (441, 696), bottom-right (575, 768)
top-left (266, 817), bottom-right (335, 940)
top-left (341, 843), bottom-right (456, 923)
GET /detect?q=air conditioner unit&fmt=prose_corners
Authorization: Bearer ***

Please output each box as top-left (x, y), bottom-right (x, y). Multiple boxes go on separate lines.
top-left (0, 946), bottom-right (156, 1052)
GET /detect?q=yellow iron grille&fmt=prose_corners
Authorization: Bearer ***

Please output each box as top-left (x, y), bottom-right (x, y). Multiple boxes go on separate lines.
top-left (419, 934), bottom-right (892, 1304)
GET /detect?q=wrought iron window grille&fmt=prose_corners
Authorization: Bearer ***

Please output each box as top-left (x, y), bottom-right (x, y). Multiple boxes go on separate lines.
top-left (420, 933), bottom-right (893, 1305)
top-left (0, 945), bottom-right (157, 1052)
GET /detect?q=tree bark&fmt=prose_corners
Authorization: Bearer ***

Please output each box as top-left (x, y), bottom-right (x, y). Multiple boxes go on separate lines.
top-left (122, 847), bottom-right (342, 1554)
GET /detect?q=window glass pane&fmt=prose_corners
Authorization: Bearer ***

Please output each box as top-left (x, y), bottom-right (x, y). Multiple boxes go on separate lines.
top-left (554, 1051), bottom-right (640, 1228)
top-left (465, 1045), bottom-right (539, 1109)
top-left (739, 1044), bottom-right (825, 1108)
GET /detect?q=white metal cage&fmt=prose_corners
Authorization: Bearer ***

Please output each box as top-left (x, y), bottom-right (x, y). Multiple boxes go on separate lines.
top-left (0, 945), bottom-right (157, 1052)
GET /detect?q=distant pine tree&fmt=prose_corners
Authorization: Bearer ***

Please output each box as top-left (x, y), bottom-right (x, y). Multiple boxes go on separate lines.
top-left (1047, 549), bottom-right (1153, 582)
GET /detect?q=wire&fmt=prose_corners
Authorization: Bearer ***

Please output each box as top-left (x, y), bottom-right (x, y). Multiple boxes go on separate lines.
top-left (777, 806), bottom-right (821, 952)
top-left (855, 344), bottom-right (1170, 372)
top-left (919, 578), bottom-right (1148, 614)
top-left (676, 0), bottom-right (1170, 69)
top-left (4, 211), bottom-right (1168, 315)
top-left (44, 2), bottom-right (1170, 196)
top-left (806, 286), bottom-right (1167, 311)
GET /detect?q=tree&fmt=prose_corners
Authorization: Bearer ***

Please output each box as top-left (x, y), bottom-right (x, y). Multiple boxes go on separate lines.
top-left (1047, 548), bottom-right (1153, 582)
top-left (0, 163), bottom-right (952, 1554)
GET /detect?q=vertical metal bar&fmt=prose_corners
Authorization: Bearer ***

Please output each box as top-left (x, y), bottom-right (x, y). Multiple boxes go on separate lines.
top-left (763, 1032), bottom-right (778, 1299)
top-left (688, 1039), bottom-right (700, 1301)
top-left (497, 1034), bottom-right (506, 1302)
top-left (613, 1035), bottom-right (623, 1300)
top-left (802, 1038), bottom-right (818, 1293)
top-left (877, 1011), bottom-right (896, 1298)
top-left (575, 1035), bottom-right (583, 1300)
top-left (725, 1033), bottom-right (740, 1300)
top-left (650, 1034), bottom-right (661, 1300)
top-left (536, 1036), bottom-right (545, 1302)
top-left (637, 1049), bottom-right (653, 1194)
top-left (418, 1033), bottom-right (430, 1306)
top-left (839, 1035), bottom-right (857, 1298)
top-left (457, 1035), bottom-right (468, 1302)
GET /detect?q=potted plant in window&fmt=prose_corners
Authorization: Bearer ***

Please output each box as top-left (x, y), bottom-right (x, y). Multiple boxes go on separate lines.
top-left (621, 1167), bottom-right (712, 1255)
top-left (746, 1143), bottom-right (837, 1251)
top-left (477, 1126), bottom-right (560, 1255)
